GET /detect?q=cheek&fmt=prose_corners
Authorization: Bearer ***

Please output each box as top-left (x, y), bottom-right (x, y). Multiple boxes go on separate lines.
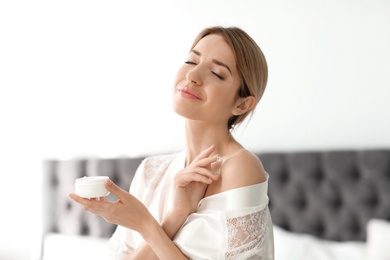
top-left (204, 90), bottom-right (235, 119)
top-left (213, 87), bottom-right (237, 105)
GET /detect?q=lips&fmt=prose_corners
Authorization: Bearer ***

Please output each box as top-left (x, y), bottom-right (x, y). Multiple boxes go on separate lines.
top-left (178, 86), bottom-right (202, 100)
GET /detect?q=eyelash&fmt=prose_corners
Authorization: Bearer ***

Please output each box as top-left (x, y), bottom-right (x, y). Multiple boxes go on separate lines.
top-left (184, 61), bottom-right (225, 80)
top-left (212, 72), bottom-right (224, 80)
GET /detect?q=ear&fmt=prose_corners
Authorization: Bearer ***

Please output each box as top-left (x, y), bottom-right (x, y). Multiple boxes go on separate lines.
top-left (232, 96), bottom-right (255, 116)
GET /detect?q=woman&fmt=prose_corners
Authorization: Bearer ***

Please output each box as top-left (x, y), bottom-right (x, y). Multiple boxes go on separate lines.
top-left (70, 26), bottom-right (274, 259)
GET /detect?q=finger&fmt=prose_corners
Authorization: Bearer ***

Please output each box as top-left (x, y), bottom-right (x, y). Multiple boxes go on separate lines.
top-left (183, 157), bottom-right (222, 177)
top-left (180, 165), bottom-right (215, 180)
top-left (69, 193), bottom-right (99, 211)
top-left (177, 168), bottom-right (217, 186)
top-left (191, 173), bottom-right (213, 184)
top-left (69, 193), bottom-right (86, 203)
top-left (193, 166), bottom-right (219, 180)
top-left (104, 179), bottom-right (129, 201)
top-left (194, 154), bottom-right (221, 168)
top-left (193, 145), bottom-right (215, 162)
top-left (70, 193), bottom-right (113, 216)
top-left (177, 171), bottom-right (212, 186)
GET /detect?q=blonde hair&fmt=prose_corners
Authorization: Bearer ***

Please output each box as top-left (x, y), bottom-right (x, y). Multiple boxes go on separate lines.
top-left (191, 26), bottom-right (268, 130)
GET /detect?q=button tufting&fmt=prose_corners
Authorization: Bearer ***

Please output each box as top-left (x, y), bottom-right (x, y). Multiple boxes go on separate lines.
top-left (81, 223), bottom-right (90, 236)
top-left (66, 201), bottom-right (72, 211)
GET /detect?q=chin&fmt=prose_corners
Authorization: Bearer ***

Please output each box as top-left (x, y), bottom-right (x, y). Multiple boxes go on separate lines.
top-left (172, 104), bottom-right (200, 121)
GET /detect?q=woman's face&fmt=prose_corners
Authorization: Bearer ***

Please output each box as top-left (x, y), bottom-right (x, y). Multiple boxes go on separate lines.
top-left (173, 34), bottom-right (242, 126)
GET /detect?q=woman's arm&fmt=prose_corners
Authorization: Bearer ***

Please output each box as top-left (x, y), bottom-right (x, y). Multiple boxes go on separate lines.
top-left (129, 217), bottom-right (188, 260)
top-left (129, 146), bottom-right (221, 259)
top-left (128, 213), bottom-right (188, 259)
top-left (70, 146), bottom-right (220, 259)
top-left (70, 180), bottom-right (189, 260)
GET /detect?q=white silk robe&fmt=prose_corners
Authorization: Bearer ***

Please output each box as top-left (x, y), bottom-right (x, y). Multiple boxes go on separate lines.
top-left (108, 151), bottom-right (274, 259)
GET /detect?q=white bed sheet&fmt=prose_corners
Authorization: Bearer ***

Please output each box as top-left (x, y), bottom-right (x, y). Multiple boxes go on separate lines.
top-left (42, 233), bottom-right (113, 260)
top-left (42, 226), bottom-right (367, 260)
top-left (273, 225), bottom-right (366, 260)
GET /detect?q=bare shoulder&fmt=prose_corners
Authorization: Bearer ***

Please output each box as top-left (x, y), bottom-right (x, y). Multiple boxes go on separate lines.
top-left (219, 149), bottom-right (267, 192)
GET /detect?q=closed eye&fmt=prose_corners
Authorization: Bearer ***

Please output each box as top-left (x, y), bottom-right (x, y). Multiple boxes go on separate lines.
top-left (184, 61), bottom-right (197, 65)
top-left (212, 72), bottom-right (224, 80)
top-left (185, 60), bottom-right (224, 80)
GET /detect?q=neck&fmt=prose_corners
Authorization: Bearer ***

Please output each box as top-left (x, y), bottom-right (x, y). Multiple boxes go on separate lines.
top-left (184, 120), bottom-right (237, 166)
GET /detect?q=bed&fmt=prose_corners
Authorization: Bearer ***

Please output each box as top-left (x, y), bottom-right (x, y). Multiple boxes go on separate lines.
top-left (41, 149), bottom-right (390, 260)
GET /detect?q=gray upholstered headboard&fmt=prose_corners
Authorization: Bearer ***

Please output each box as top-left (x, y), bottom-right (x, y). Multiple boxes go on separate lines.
top-left (262, 150), bottom-right (390, 241)
top-left (42, 149), bottom-right (390, 243)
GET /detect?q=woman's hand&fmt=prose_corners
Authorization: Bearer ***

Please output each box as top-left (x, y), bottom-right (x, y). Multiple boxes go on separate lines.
top-left (171, 145), bottom-right (222, 218)
top-left (69, 179), bottom-right (154, 235)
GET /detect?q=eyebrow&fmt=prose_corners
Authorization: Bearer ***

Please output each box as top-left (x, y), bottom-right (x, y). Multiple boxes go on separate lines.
top-left (191, 49), bottom-right (232, 75)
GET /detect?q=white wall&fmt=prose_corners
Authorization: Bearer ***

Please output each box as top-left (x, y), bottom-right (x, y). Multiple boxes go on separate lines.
top-left (1, 0), bottom-right (389, 259)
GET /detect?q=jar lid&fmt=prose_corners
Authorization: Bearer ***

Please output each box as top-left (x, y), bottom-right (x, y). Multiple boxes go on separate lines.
top-left (75, 176), bottom-right (109, 184)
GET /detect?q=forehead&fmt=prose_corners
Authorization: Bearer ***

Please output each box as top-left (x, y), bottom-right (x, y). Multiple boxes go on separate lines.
top-left (192, 34), bottom-right (237, 70)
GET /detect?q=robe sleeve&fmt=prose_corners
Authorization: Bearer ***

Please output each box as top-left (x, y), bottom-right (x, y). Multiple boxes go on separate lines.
top-left (173, 184), bottom-right (274, 260)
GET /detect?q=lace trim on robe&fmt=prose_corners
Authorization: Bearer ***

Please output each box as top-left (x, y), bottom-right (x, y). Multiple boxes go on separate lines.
top-left (225, 206), bottom-right (268, 259)
top-left (142, 155), bottom-right (174, 189)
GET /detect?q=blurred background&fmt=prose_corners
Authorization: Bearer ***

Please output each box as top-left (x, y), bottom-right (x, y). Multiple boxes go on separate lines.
top-left (0, 0), bottom-right (389, 259)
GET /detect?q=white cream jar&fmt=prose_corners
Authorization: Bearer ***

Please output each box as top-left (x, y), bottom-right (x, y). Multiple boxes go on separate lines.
top-left (75, 176), bottom-right (110, 198)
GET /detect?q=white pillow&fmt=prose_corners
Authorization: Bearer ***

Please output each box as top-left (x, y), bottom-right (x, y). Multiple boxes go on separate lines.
top-left (365, 218), bottom-right (390, 260)
top-left (273, 225), bottom-right (365, 260)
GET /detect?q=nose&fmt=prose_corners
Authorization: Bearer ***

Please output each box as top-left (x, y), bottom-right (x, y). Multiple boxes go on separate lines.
top-left (186, 65), bottom-right (202, 86)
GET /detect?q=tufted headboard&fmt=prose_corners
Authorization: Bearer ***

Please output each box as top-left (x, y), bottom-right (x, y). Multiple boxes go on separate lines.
top-left (42, 149), bottom-right (390, 244)
top-left (262, 149), bottom-right (390, 241)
